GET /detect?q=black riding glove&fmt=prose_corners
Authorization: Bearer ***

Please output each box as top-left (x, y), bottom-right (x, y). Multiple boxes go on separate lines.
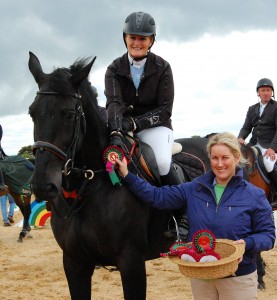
top-left (122, 117), bottom-right (136, 133)
top-left (109, 131), bottom-right (125, 149)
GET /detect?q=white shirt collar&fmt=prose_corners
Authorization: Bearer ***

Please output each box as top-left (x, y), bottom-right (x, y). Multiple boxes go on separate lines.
top-left (128, 54), bottom-right (147, 69)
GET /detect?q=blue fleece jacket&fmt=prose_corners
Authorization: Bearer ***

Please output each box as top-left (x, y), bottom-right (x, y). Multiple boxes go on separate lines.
top-left (123, 167), bottom-right (276, 276)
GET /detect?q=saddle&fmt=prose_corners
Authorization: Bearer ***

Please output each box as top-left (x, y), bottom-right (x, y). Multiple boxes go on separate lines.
top-left (248, 146), bottom-right (270, 184)
top-left (124, 134), bottom-right (206, 186)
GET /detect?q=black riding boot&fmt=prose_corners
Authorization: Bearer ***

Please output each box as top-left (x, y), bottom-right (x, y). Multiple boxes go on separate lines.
top-left (161, 164), bottom-right (188, 241)
top-left (268, 167), bottom-right (277, 209)
top-left (0, 168), bottom-right (5, 191)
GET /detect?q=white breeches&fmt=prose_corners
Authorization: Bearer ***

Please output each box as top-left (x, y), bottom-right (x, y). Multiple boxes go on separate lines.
top-left (137, 126), bottom-right (173, 175)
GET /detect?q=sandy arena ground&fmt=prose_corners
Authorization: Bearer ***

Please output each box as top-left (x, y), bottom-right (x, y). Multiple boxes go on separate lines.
top-left (0, 210), bottom-right (277, 300)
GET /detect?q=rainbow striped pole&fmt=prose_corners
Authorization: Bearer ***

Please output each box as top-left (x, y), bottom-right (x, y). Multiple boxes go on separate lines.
top-left (29, 200), bottom-right (51, 227)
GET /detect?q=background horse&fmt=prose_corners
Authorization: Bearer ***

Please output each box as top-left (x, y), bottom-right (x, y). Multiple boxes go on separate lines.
top-left (0, 155), bottom-right (34, 242)
top-left (28, 52), bottom-right (209, 300)
top-left (239, 143), bottom-right (277, 289)
top-left (240, 144), bottom-right (274, 207)
top-left (175, 137), bottom-right (211, 169)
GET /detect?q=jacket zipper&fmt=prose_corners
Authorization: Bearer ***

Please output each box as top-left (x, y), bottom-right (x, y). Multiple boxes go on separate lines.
top-left (135, 73), bottom-right (146, 97)
top-left (199, 181), bottom-right (226, 213)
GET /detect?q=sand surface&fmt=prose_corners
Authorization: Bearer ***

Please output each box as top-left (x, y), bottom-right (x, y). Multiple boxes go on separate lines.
top-left (1, 210), bottom-right (277, 300)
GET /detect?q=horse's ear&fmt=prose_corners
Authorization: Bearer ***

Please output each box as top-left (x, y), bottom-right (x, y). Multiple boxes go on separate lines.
top-left (28, 51), bottom-right (47, 86)
top-left (71, 56), bottom-right (96, 88)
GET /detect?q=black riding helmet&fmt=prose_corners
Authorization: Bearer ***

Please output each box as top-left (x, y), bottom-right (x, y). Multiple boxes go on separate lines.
top-left (123, 12), bottom-right (156, 52)
top-left (256, 78), bottom-right (274, 91)
top-left (256, 78), bottom-right (275, 98)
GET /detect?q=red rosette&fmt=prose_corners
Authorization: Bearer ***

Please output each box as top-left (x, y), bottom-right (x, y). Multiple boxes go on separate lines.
top-left (192, 229), bottom-right (216, 253)
top-left (103, 145), bottom-right (124, 166)
top-left (169, 242), bottom-right (192, 256)
top-left (160, 241), bottom-right (193, 257)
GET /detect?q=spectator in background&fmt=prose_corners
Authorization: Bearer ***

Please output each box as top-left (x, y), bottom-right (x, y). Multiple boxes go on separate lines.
top-left (0, 193), bottom-right (15, 226)
top-left (0, 124), bottom-right (6, 190)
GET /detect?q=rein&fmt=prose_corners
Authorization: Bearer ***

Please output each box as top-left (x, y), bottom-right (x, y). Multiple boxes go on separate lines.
top-left (240, 144), bottom-right (255, 174)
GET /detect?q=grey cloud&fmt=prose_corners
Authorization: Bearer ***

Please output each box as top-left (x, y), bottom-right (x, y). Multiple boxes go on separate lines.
top-left (1, 0), bottom-right (277, 116)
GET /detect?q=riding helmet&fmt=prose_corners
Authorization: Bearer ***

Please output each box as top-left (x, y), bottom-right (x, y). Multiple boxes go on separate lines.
top-left (123, 12), bottom-right (156, 37)
top-left (256, 78), bottom-right (274, 92)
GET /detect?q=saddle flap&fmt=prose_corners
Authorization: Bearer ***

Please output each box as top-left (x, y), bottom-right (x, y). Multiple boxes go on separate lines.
top-left (133, 141), bottom-right (161, 185)
top-left (251, 146), bottom-right (271, 184)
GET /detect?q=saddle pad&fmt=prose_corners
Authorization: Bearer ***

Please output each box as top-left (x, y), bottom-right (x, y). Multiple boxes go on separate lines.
top-left (173, 152), bottom-right (206, 181)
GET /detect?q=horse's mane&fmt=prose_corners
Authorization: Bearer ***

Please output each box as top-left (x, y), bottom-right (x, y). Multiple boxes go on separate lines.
top-left (48, 57), bottom-right (100, 110)
top-left (43, 57), bottom-right (107, 146)
top-left (70, 57), bottom-right (100, 109)
top-left (69, 57), bottom-right (91, 74)
top-left (48, 68), bottom-right (73, 95)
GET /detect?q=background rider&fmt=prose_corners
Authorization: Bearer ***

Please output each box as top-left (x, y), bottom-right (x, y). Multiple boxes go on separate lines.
top-left (238, 78), bottom-right (277, 206)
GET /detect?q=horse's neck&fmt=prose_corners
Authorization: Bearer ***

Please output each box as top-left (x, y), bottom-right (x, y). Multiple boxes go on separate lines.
top-left (80, 105), bottom-right (109, 168)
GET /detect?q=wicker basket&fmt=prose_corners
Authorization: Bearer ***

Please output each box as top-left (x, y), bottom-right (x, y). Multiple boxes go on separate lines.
top-left (169, 239), bottom-right (245, 279)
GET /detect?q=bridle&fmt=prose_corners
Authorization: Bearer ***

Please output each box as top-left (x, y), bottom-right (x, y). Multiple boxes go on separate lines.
top-left (32, 90), bottom-right (90, 177)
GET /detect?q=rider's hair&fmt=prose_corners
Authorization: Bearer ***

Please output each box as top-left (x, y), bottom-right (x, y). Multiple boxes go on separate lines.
top-left (206, 132), bottom-right (247, 165)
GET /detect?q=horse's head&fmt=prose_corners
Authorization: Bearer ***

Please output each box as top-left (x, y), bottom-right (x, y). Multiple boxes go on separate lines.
top-left (28, 52), bottom-right (96, 201)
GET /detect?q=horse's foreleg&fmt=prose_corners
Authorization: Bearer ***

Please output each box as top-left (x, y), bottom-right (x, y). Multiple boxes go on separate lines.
top-left (18, 197), bottom-right (32, 242)
top-left (118, 250), bottom-right (146, 300)
top-left (63, 252), bottom-right (93, 300)
top-left (23, 200), bottom-right (32, 232)
top-left (257, 252), bottom-right (266, 289)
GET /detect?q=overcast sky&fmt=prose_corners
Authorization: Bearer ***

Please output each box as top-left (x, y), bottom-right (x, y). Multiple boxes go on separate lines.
top-left (1, 0), bottom-right (277, 154)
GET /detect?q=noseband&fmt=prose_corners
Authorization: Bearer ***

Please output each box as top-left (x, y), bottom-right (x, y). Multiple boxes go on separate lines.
top-left (32, 91), bottom-right (85, 169)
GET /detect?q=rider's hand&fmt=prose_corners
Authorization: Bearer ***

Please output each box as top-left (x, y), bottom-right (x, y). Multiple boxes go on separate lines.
top-left (264, 148), bottom-right (276, 160)
top-left (238, 138), bottom-right (246, 145)
top-left (122, 117), bottom-right (136, 133)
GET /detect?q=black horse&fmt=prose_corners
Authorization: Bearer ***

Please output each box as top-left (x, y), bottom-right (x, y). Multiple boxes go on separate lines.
top-left (28, 52), bottom-right (210, 299)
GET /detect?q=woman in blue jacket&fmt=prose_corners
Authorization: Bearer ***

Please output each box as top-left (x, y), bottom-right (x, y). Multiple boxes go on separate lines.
top-left (116, 132), bottom-right (275, 300)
